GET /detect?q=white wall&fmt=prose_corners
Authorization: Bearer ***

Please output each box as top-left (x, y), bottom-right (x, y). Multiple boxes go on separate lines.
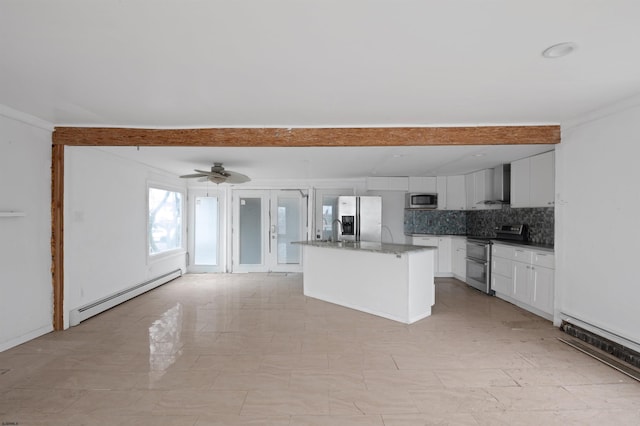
top-left (556, 96), bottom-right (640, 350)
top-left (0, 109), bottom-right (54, 351)
top-left (64, 147), bottom-right (187, 329)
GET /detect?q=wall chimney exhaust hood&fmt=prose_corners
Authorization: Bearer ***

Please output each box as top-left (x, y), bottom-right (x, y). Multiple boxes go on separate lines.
top-left (480, 164), bottom-right (511, 205)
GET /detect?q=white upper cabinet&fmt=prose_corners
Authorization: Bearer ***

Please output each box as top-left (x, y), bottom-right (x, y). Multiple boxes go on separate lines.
top-left (436, 176), bottom-right (447, 209)
top-left (530, 152), bottom-right (555, 207)
top-left (367, 177), bottom-right (409, 191)
top-left (407, 175), bottom-right (465, 210)
top-left (510, 151), bottom-right (555, 208)
top-left (408, 176), bottom-right (437, 193)
top-left (445, 175), bottom-right (466, 210)
top-left (510, 157), bottom-right (530, 208)
top-left (465, 169), bottom-right (494, 210)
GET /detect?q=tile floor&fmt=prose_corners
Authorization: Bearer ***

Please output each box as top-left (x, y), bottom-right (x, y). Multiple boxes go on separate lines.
top-left (1, 274), bottom-right (639, 425)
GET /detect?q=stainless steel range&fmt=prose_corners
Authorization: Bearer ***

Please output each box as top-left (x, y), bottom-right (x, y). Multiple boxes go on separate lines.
top-left (465, 224), bottom-right (528, 295)
top-left (465, 237), bottom-right (492, 294)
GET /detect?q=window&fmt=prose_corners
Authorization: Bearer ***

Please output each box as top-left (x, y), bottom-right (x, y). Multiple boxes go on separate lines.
top-left (148, 187), bottom-right (183, 255)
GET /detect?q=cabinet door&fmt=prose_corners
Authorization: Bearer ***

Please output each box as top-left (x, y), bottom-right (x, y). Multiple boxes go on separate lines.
top-left (512, 262), bottom-right (532, 304)
top-left (387, 177), bottom-right (409, 191)
top-left (436, 177), bottom-right (447, 210)
top-left (529, 151), bottom-right (555, 207)
top-left (492, 257), bottom-right (512, 278)
top-left (438, 237), bottom-right (452, 273)
top-left (492, 274), bottom-right (512, 296)
top-left (453, 247), bottom-right (466, 279)
top-left (412, 237), bottom-right (439, 273)
top-left (408, 177), bottom-right (436, 193)
top-left (465, 173), bottom-right (477, 210)
top-left (531, 265), bottom-right (554, 314)
top-left (446, 175), bottom-right (466, 210)
top-left (510, 157), bottom-right (530, 208)
top-left (475, 169), bottom-right (494, 207)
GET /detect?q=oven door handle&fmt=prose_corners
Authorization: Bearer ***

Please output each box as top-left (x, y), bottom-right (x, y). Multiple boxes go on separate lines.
top-left (466, 257), bottom-right (488, 266)
top-left (467, 242), bottom-right (488, 249)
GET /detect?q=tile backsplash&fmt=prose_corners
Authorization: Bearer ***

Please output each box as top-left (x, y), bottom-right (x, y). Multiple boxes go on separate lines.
top-left (405, 206), bottom-right (555, 245)
top-left (404, 210), bottom-right (466, 235)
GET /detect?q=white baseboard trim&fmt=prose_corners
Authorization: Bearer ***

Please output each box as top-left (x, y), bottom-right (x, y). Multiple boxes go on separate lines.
top-left (69, 269), bottom-right (182, 326)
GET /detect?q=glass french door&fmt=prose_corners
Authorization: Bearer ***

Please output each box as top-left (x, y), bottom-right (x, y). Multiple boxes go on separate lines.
top-left (187, 189), bottom-right (224, 273)
top-left (232, 190), bottom-right (305, 273)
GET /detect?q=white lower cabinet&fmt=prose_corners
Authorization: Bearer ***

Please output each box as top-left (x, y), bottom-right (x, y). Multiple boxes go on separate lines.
top-left (451, 237), bottom-right (467, 281)
top-left (491, 274), bottom-right (512, 296)
top-left (531, 265), bottom-right (554, 314)
top-left (491, 243), bottom-right (554, 320)
top-left (512, 262), bottom-right (533, 304)
top-left (437, 237), bottom-right (452, 275)
top-left (411, 236), bottom-right (454, 278)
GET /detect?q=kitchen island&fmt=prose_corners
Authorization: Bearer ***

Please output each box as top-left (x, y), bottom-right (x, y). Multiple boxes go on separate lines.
top-left (293, 240), bottom-right (436, 324)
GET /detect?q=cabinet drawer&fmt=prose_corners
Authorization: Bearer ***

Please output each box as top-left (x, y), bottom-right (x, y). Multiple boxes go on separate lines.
top-left (533, 252), bottom-right (555, 269)
top-left (412, 237), bottom-right (438, 247)
top-left (492, 258), bottom-right (513, 278)
top-left (492, 244), bottom-right (515, 260)
top-left (513, 248), bottom-right (533, 263)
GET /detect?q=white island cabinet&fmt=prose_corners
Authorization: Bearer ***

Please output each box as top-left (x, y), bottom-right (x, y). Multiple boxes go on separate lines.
top-left (296, 241), bottom-right (436, 324)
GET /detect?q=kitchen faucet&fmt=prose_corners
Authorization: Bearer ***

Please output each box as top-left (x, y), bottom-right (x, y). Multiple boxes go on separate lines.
top-left (331, 219), bottom-right (343, 242)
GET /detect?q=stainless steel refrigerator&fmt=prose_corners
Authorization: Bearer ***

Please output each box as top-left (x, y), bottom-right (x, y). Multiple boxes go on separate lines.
top-left (336, 196), bottom-right (382, 242)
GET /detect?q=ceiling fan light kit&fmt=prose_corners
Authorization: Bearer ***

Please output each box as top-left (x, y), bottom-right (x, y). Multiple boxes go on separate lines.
top-left (179, 162), bottom-right (251, 184)
top-left (542, 42), bottom-right (578, 59)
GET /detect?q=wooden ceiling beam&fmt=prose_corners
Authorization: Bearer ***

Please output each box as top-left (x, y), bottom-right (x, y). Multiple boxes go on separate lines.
top-left (52, 125), bottom-right (560, 147)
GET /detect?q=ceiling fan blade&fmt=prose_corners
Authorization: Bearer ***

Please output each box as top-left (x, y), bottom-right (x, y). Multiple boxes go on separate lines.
top-left (182, 163), bottom-right (249, 184)
top-left (224, 171), bottom-right (251, 184)
top-left (194, 169), bottom-right (230, 177)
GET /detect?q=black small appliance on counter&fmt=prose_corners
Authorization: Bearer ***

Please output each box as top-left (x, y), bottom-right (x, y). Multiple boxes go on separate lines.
top-left (494, 224), bottom-right (528, 242)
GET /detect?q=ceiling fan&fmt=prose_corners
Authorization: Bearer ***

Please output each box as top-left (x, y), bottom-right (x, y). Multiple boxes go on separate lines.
top-left (179, 162), bottom-right (251, 184)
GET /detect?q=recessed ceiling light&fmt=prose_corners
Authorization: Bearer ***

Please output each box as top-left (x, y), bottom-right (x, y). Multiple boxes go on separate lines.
top-left (472, 153), bottom-right (486, 157)
top-left (542, 42), bottom-right (578, 59)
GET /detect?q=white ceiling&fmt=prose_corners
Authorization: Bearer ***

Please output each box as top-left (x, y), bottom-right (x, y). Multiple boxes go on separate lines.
top-left (96, 144), bottom-right (555, 180)
top-left (2, 1), bottom-right (639, 178)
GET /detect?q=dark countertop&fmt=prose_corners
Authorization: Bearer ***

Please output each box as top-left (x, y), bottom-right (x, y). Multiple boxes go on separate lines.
top-left (406, 233), bottom-right (554, 252)
top-left (490, 239), bottom-right (554, 252)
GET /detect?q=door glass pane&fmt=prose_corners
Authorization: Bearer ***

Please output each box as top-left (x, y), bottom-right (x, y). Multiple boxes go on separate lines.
top-left (277, 197), bottom-right (301, 264)
top-left (194, 197), bottom-right (218, 265)
top-left (239, 197), bottom-right (262, 265)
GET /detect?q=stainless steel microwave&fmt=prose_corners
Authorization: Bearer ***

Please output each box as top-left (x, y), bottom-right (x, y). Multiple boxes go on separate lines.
top-left (406, 193), bottom-right (438, 209)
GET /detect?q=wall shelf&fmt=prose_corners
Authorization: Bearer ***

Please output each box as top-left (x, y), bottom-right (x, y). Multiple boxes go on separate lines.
top-left (0, 212), bottom-right (26, 217)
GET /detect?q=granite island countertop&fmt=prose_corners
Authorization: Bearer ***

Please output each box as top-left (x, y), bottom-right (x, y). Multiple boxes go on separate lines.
top-left (293, 240), bottom-right (436, 255)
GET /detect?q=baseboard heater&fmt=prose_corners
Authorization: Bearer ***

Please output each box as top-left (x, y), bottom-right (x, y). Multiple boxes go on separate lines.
top-left (560, 320), bottom-right (640, 373)
top-left (69, 269), bottom-right (182, 326)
